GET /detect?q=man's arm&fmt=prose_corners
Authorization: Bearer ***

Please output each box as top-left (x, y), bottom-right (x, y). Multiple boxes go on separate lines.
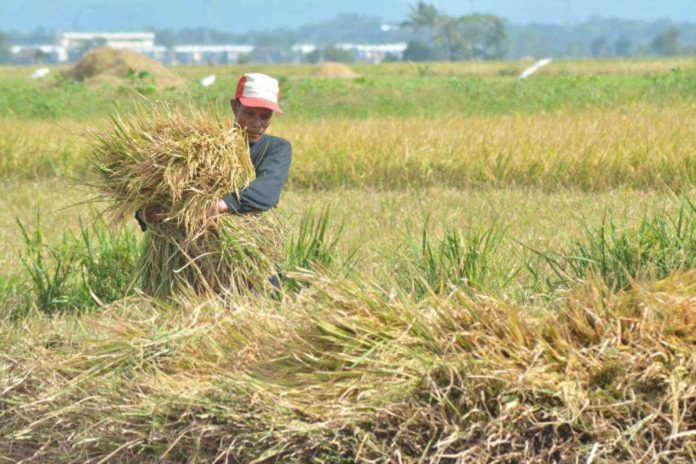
top-left (223, 140), bottom-right (292, 214)
top-left (134, 205), bottom-right (168, 231)
top-left (135, 209), bottom-right (148, 231)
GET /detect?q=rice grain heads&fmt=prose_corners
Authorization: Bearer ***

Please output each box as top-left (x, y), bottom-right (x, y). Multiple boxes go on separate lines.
top-left (90, 103), bottom-right (282, 297)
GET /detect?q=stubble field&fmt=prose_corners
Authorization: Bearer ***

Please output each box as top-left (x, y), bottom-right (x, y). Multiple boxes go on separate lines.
top-left (0, 59), bottom-right (694, 463)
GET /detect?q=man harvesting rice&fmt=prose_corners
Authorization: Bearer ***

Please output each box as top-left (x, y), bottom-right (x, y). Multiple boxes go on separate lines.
top-left (136, 72), bottom-right (291, 229)
top-left (125, 73), bottom-right (290, 292)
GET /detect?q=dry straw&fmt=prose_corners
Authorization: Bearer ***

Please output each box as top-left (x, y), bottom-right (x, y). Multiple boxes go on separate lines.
top-left (1, 271), bottom-right (694, 462)
top-left (90, 102), bottom-right (282, 297)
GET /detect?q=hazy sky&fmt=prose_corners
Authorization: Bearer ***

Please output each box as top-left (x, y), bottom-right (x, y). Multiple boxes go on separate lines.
top-left (0, 0), bottom-right (692, 32)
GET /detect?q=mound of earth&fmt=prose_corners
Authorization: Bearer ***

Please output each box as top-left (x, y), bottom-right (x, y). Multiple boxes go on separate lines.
top-left (64, 47), bottom-right (184, 90)
top-left (313, 61), bottom-right (360, 78)
top-left (84, 74), bottom-right (127, 89)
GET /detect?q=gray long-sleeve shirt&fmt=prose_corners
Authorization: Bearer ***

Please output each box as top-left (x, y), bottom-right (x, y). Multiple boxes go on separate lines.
top-left (223, 134), bottom-right (292, 214)
top-left (135, 134), bottom-right (291, 231)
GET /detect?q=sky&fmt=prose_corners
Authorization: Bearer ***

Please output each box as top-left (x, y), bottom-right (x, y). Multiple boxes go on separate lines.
top-left (0, 0), bottom-right (693, 32)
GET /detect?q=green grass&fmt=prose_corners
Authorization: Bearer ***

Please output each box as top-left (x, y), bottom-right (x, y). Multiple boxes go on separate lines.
top-left (539, 196), bottom-right (696, 291)
top-left (3, 64), bottom-right (696, 120)
top-left (394, 220), bottom-right (507, 297)
top-left (284, 207), bottom-right (345, 272)
top-left (15, 215), bottom-right (139, 315)
top-left (4, 192), bottom-right (695, 318)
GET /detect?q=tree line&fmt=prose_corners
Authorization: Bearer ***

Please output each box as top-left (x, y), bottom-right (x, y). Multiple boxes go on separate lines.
top-left (401, 2), bottom-right (507, 61)
top-left (3, 4), bottom-right (696, 64)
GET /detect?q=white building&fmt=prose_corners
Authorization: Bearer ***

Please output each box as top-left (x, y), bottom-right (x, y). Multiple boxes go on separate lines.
top-left (10, 45), bottom-right (68, 64)
top-left (292, 43), bottom-right (317, 55)
top-left (53, 32), bottom-right (172, 62)
top-left (59, 32), bottom-right (156, 53)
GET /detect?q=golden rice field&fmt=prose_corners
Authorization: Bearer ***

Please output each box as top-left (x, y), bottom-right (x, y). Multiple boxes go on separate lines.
top-left (4, 102), bottom-right (696, 191)
top-left (0, 59), bottom-right (694, 463)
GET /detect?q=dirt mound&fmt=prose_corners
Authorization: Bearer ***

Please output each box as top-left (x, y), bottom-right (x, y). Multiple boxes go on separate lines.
top-left (313, 61), bottom-right (360, 78)
top-left (84, 74), bottom-right (126, 89)
top-left (65, 47), bottom-right (184, 90)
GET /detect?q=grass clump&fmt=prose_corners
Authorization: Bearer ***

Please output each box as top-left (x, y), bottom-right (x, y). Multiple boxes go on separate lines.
top-left (14, 216), bottom-right (140, 316)
top-left (90, 103), bottom-right (282, 297)
top-left (541, 198), bottom-right (696, 291)
top-left (285, 207), bottom-right (345, 271)
top-left (395, 221), bottom-right (506, 298)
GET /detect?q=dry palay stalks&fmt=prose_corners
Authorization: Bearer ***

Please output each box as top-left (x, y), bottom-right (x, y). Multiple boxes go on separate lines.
top-left (90, 102), bottom-right (282, 296)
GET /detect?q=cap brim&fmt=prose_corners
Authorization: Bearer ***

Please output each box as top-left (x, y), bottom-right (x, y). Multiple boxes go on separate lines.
top-left (239, 96), bottom-right (283, 114)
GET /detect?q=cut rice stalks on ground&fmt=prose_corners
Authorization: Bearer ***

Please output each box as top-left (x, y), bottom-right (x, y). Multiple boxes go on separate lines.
top-left (89, 102), bottom-right (282, 297)
top-left (1, 271), bottom-right (694, 463)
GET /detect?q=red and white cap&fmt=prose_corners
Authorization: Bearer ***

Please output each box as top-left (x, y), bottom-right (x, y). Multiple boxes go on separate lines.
top-left (235, 73), bottom-right (283, 114)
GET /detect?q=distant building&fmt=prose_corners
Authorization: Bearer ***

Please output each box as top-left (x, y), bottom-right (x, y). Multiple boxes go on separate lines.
top-left (170, 45), bottom-right (254, 65)
top-left (292, 44), bottom-right (318, 55)
top-left (7, 31), bottom-right (406, 66)
top-left (57, 33), bottom-right (254, 65)
top-left (57, 32), bottom-right (166, 62)
top-left (334, 43), bottom-right (408, 63)
top-left (59, 32), bottom-right (156, 53)
top-left (9, 45), bottom-right (67, 64)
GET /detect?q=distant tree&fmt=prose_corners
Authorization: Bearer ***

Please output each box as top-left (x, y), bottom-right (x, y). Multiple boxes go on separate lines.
top-left (237, 52), bottom-right (252, 64)
top-left (431, 14), bottom-right (507, 61)
top-left (401, 1), bottom-right (442, 40)
top-left (296, 13), bottom-right (411, 44)
top-left (458, 14), bottom-right (508, 60)
top-left (436, 16), bottom-right (464, 61)
top-left (172, 27), bottom-right (247, 45)
top-left (591, 36), bottom-right (610, 57)
top-left (323, 46), bottom-right (356, 63)
top-left (613, 36), bottom-right (633, 57)
top-left (565, 43), bottom-right (584, 57)
top-left (305, 49), bottom-right (321, 64)
top-left (652, 27), bottom-right (681, 56)
top-left (25, 27), bottom-right (53, 44)
top-left (306, 46), bottom-right (356, 63)
top-left (154, 28), bottom-right (177, 48)
top-left (254, 29), bottom-right (296, 49)
top-left (30, 49), bottom-right (50, 64)
top-left (403, 40), bottom-right (439, 61)
top-left (0, 31), bottom-right (9, 64)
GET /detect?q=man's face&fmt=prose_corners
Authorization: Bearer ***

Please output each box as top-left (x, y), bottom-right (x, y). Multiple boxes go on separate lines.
top-left (232, 100), bottom-right (274, 145)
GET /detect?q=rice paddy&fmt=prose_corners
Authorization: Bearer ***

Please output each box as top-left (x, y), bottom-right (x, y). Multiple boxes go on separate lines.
top-left (0, 58), bottom-right (694, 462)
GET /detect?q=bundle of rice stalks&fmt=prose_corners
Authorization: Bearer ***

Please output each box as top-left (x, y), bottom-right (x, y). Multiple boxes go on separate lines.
top-left (90, 103), bottom-right (282, 296)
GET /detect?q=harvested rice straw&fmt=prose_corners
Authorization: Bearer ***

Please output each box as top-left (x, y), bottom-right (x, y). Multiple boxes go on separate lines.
top-left (139, 214), bottom-right (283, 297)
top-left (90, 102), bottom-right (282, 297)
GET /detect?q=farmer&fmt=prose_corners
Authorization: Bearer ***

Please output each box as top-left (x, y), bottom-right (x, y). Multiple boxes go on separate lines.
top-left (136, 72), bottom-right (291, 226)
top-left (135, 73), bottom-right (292, 286)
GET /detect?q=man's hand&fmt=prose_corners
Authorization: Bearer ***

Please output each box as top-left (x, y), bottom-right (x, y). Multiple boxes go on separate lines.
top-left (208, 199), bottom-right (230, 219)
top-left (143, 205), bottom-right (167, 224)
